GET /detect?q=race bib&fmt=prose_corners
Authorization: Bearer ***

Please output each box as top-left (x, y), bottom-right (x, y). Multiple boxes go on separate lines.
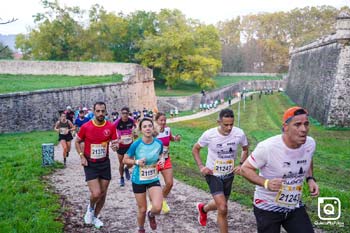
top-left (163, 146), bottom-right (169, 159)
top-left (213, 159), bottom-right (234, 176)
top-left (90, 143), bottom-right (107, 159)
top-left (59, 127), bottom-right (68, 135)
top-left (121, 134), bottom-right (133, 145)
top-left (139, 165), bottom-right (158, 181)
top-left (275, 183), bottom-right (303, 207)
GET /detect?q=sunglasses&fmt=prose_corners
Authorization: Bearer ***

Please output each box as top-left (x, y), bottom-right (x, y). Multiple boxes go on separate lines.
top-left (121, 112), bottom-right (129, 115)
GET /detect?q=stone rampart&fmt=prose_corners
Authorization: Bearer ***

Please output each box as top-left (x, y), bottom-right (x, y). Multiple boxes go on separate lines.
top-left (157, 80), bottom-right (284, 112)
top-left (286, 12), bottom-right (350, 127)
top-left (0, 62), bottom-right (156, 133)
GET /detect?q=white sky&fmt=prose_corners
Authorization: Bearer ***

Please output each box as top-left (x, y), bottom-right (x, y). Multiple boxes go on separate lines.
top-left (1, 0), bottom-right (349, 34)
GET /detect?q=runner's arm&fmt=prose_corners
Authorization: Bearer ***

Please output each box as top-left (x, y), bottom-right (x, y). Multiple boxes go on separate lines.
top-left (68, 120), bottom-right (76, 132)
top-left (306, 159), bottom-right (319, 197)
top-left (123, 154), bottom-right (145, 166)
top-left (75, 136), bottom-right (87, 166)
top-left (233, 145), bottom-right (249, 175)
top-left (192, 143), bottom-right (212, 175)
top-left (54, 121), bottom-right (60, 132)
top-left (241, 160), bottom-right (283, 191)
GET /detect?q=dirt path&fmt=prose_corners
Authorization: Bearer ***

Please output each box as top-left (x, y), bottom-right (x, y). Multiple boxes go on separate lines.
top-left (49, 98), bottom-right (323, 233)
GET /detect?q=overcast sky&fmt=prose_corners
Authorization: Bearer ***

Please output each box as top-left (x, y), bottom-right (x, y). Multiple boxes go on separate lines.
top-left (1, 0), bottom-right (349, 35)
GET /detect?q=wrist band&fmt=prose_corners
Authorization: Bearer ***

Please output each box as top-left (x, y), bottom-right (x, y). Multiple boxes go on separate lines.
top-left (135, 160), bottom-right (139, 165)
top-left (264, 179), bottom-right (269, 190)
top-left (306, 176), bottom-right (316, 182)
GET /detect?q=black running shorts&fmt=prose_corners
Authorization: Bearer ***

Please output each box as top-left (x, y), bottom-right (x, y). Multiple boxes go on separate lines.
top-left (117, 147), bottom-right (130, 156)
top-left (205, 173), bottom-right (234, 197)
top-left (84, 158), bottom-right (111, 182)
top-left (132, 180), bottom-right (161, 194)
top-left (58, 133), bottom-right (73, 142)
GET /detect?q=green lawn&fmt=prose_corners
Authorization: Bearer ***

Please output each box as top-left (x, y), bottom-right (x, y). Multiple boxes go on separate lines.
top-left (0, 131), bottom-right (63, 232)
top-left (169, 93), bottom-right (350, 233)
top-left (0, 73), bottom-right (280, 96)
top-left (0, 74), bottom-right (123, 94)
top-left (155, 75), bottom-right (281, 96)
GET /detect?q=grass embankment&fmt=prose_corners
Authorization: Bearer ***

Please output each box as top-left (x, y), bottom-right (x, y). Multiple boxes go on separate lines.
top-left (0, 131), bottom-right (63, 232)
top-left (0, 74), bottom-right (123, 94)
top-left (169, 93), bottom-right (350, 232)
top-left (155, 75), bottom-right (282, 96)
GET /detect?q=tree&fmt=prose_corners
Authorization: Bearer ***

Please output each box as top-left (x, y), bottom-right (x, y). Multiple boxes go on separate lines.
top-left (16, 0), bottom-right (84, 60)
top-left (136, 9), bottom-right (221, 89)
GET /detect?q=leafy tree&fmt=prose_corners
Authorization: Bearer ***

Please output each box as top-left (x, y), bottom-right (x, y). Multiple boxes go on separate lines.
top-left (136, 9), bottom-right (221, 89)
top-left (16, 0), bottom-right (84, 60)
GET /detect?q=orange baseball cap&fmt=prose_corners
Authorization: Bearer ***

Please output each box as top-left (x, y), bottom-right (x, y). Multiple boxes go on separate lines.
top-left (283, 106), bottom-right (308, 123)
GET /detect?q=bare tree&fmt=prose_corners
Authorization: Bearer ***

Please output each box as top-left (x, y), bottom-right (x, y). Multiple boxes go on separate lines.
top-left (0, 17), bottom-right (18, 25)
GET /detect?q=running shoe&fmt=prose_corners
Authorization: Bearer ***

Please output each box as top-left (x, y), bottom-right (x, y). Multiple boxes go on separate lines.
top-left (138, 229), bottom-right (145, 233)
top-left (197, 203), bottom-right (207, 226)
top-left (120, 177), bottom-right (125, 187)
top-left (124, 167), bottom-right (130, 180)
top-left (92, 216), bottom-right (104, 229)
top-left (147, 210), bottom-right (157, 230)
top-left (162, 199), bottom-right (170, 214)
top-left (84, 204), bottom-right (94, 224)
top-left (147, 204), bottom-right (152, 212)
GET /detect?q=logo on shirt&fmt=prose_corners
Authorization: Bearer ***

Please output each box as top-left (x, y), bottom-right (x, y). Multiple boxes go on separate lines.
top-left (103, 129), bottom-right (111, 137)
top-left (283, 161), bottom-right (291, 167)
top-left (297, 160), bottom-right (307, 164)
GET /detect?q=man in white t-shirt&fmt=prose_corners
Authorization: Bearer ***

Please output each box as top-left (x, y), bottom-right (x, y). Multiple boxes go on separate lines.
top-left (241, 106), bottom-right (319, 233)
top-left (192, 108), bottom-right (249, 233)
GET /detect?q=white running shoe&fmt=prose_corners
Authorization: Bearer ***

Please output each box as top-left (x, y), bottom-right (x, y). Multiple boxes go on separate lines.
top-left (92, 216), bottom-right (104, 229)
top-left (84, 204), bottom-right (94, 224)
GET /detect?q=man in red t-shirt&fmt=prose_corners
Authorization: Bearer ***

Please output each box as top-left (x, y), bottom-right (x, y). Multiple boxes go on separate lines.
top-left (75, 102), bottom-right (118, 229)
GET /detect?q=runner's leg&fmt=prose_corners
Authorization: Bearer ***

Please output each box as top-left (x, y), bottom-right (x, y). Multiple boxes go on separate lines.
top-left (161, 168), bottom-right (173, 197)
top-left (94, 179), bottom-right (110, 217)
top-left (212, 194), bottom-right (228, 233)
top-left (134, 192), bottom-right (147, 228)
top-left (148, 186), bottom-right (163, 214)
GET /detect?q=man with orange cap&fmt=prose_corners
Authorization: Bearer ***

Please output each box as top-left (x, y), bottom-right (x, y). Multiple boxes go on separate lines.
top-left (241, 106), bottom-right (319, 233)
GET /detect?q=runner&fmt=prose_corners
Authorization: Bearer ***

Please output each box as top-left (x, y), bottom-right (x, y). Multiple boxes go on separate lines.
top-left (192, 108), bottom-right (249, 233)
top-left (75, 101), bottom-right (118, 229)
top-left (54, 111), bottom-right (75, 166)
top-left (123, 117), bottom-right (164, 233)
top-left (113, 106), bottom-right (137, 186)
top-left (153, 112), bottom-right (181, 214)
top-left (74, 110), bottom-right (90, 133)
top-left (241, 106), bottom-right (319, 233)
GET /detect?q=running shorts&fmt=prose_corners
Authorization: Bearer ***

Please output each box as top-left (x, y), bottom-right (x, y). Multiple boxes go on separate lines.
top-left (58, 133), bottom-right (73, 142)
top-left (157, 156), bottom-right (172, 171)
top-left (132, 180), bottom-right (161, 194)
top-left (84, 158), bottom-right (111, 182)
top-left (205, 173), bottom-right (234, 197)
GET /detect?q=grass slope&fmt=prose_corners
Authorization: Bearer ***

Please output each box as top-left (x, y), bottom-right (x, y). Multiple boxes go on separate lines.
top-left (0, 131), bottom-right (63, 232)
top-left (169, 93), bottom-right (350, 232)
top-left (0, 74), bottom-right (123, 94)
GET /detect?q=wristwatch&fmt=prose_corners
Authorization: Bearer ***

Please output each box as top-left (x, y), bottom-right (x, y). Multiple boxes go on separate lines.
top-left (306, 176), bottom-right (316, 182)
top-left (79, 152), bottom-right (84, 156)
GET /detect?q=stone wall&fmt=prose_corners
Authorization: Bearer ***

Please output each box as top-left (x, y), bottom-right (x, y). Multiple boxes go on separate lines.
top-left (0, 62), bottom-right (156, 133)
top-left (158, 80), bottom-right (284, 112)
top-left (286, 12), bottom-right (350, 127)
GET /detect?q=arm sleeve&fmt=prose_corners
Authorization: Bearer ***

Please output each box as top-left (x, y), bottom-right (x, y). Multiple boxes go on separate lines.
top-left (126, 140), bottom-right (137, 157)
top-left (240, 132), bottom-right (249, 147)
top-left (247, 143), bottom-right (267, 169)
top-left (197, 131), bottom-right (209, 147)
